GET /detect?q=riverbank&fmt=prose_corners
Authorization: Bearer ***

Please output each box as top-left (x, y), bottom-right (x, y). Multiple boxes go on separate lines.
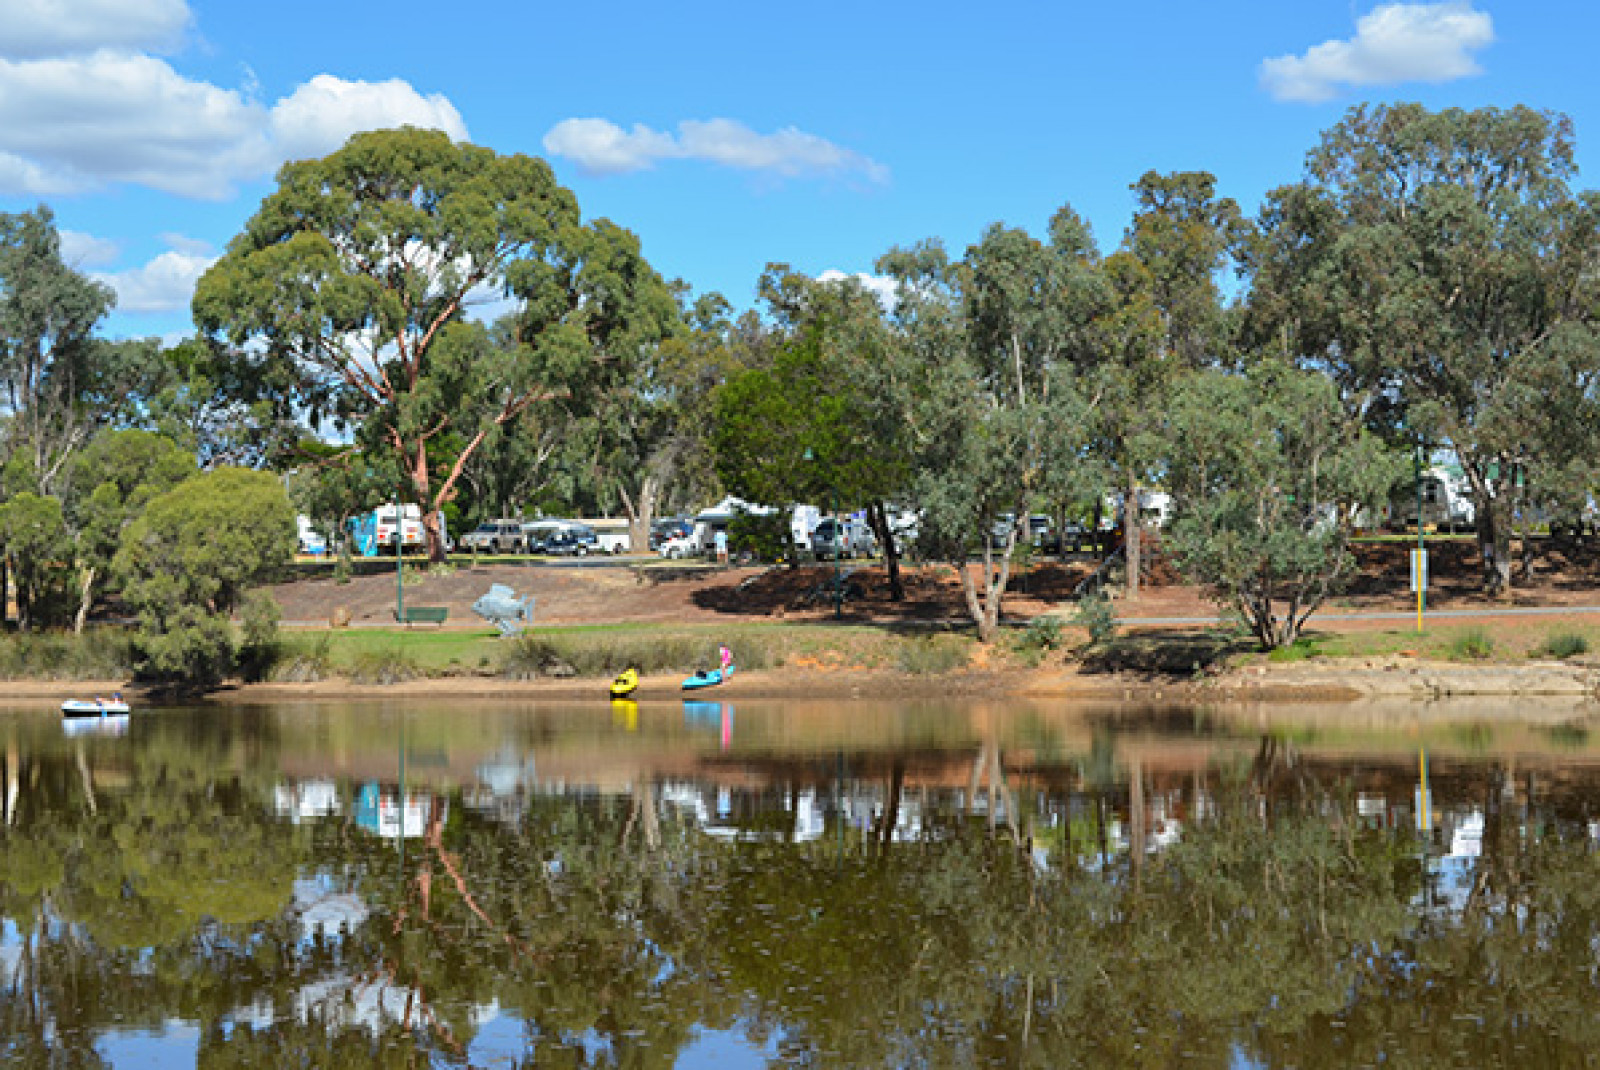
top-left (4, 651), bottom-right (1600, 708)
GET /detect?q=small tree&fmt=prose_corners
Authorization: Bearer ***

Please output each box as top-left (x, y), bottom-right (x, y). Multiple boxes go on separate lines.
top-left (1164, 362), bottom-right (1401, 650)
top-left (64, 429), bottom-right (195, 632)
top-left (114, 468), bottom-right (295, 685)
top-left (0, 492), bottom-right (71, 630)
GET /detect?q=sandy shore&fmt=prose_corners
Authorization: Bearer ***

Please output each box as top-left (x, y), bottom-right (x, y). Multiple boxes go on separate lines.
top-left (3, 655), bottom-right (1599, 708)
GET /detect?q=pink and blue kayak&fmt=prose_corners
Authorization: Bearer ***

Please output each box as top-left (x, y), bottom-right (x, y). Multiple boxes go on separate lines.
top-left (681, 665), bottom-right (733, 691)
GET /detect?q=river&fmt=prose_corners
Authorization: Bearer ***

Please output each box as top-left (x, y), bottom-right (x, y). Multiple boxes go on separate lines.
top-left (3, 695), bottom-right (1599, 1067)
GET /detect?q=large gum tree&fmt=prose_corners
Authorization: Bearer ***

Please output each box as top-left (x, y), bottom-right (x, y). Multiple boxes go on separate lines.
top-left (193, 127), bottom-right (589, 562)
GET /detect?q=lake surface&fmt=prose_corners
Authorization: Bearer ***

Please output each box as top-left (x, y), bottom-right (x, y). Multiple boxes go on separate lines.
top-left (5, 694), bottom-right (1600, 1067)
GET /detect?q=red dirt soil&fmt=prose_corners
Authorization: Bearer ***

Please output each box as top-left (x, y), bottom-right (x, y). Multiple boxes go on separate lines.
top-left (268, 537), bottom-right (1600, 633)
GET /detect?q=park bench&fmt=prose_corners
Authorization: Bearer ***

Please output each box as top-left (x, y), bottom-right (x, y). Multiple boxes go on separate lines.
top-left (394, 605), bottom-right (449, 626)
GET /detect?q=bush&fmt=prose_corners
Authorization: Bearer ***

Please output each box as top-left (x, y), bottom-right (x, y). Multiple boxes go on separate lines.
top-left (727, 511), bottom-right (792, 563)
top-left (1447, 627), bottom-right (1495, 661)
top-left (1534, 631), bottom-right (1590, 660)
top-left (236, 591), bottom-right (281, 682)
top-left (274, 632), bottom-right (333, 683)
top-left (347, 644), bottom-right (423, 685)
top-left (1074, 594), bottom-right (1117, 647)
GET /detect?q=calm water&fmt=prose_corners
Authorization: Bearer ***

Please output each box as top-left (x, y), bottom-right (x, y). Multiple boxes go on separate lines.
top-left (4, 695), bottom-right (1600, 1068)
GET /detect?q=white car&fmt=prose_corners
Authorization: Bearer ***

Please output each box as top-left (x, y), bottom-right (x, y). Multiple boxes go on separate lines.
top-left (658, 534), bottom-right (697, 559)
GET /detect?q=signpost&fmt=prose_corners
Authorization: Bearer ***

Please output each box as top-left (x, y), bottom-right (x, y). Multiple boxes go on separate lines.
top-left (1410, 547), bottom-right (1428, 634)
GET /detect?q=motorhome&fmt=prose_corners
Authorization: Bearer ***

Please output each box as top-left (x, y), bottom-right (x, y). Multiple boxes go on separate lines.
top-left (349, 503), bottom-right (426, 555)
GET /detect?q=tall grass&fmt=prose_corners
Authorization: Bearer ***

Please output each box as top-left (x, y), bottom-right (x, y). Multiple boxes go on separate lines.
top-left (0, 629), bottom-right (136, 680)
top-left (499, 631), bottom-right (782, 680)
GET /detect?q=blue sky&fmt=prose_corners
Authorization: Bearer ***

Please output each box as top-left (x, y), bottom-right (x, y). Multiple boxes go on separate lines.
top-left (0, 1), bottom-right (1594, 341)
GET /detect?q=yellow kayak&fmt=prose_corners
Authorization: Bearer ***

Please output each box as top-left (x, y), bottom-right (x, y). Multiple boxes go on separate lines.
top-left (609, 667), bottom-right (639, 698)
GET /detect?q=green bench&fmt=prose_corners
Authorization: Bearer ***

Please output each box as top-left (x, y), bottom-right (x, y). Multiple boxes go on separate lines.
top-left (394, 606), bottom-right (449, 626)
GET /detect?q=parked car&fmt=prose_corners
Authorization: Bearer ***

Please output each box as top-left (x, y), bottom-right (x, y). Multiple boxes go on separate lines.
top-left (462, 519), bottom-right (526, 554)
top-left (811, 517), bottom-right (875, 559)
top-left (541, 524), bottom-right (599, 556)
top-left (650, 517), bottom-right (692, 550)
top-left (1027, 515), bottom-right (1061, 554)
top-left (658, 533), bottom-right (698, 559)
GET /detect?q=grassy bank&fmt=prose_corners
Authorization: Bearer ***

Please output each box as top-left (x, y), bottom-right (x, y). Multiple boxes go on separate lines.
top-left (268, 621), bottom-right (977, 684)
top-left (0, 614), bottom-right (1595, 686)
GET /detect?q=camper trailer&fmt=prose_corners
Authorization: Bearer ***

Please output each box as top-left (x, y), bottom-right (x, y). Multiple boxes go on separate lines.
top-left (1389, 468), bottom-right (1476, 532)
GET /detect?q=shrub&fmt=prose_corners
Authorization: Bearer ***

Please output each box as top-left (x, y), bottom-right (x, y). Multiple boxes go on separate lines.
top-left (1020, 614), bottom-right (1065, 651)
top-left (1267, 637), bottom-right (1322, 663)
top-left (236, 591), bottom-right (281, 682)
top-left (1534, 631), bottom-right (1590, 660)
top-left (1447, 627), bottom-right (1495, 661)
top-left (727, 511), bottom-right (791, 563)
top-left (1074, 594), bottom-right (1117, 647)
top-left (274, 632), bottom-right (333, 683)
top-left (347, 644), bottom-right (423, 685)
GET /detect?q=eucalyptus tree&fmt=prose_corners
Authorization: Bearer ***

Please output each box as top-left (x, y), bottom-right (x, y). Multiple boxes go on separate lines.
top-left (193, 127), bottom-right (597, 562)
top-left (1244, 103), bottom-right (1600, 593)
top-left (63, 429), bottom-right (195, 632)
top-left (0, 206), bottom-right (117, 496)
top-left (1163, 361), bottom-right (1402, 649)
top-left (879, 221), bottom-right (1099, 642)
top-left (1086, 172), bottom-right (1245, 597)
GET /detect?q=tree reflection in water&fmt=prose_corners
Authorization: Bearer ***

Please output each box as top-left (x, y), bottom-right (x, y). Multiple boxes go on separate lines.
top-left (2, 705), bottom-right (1600, 1066)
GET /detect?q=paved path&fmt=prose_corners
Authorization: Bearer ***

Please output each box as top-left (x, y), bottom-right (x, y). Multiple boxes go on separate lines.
top-left (1114, 605), bottom-right (1600, 627)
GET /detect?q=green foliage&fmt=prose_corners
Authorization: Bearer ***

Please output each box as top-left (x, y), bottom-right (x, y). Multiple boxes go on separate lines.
top-left (1266, 636), bottom-right (1324, 663)
top-left (0, 206), bottom-right (118, 496)
top-left (1535, 631), bottom-right (1590, 659)
top-left (499, 631), bottom-right (777, 680)
top-left (271, 631), bottom-right (333, 683)
top-left (0, 627), bottom-right (135, 679)
top-left (115, 467), bottom-right (296, 685)
top-left (346, 643), bottom-right (424, 685)
top-left (1164, 361), bottom-right (1404, 650)
top-left (1073, 594), bottom-right (1117, 647)
top-left (0, 490), bottom-right (73, 629)
top-left (235, 591), bottom-right (281, 683)
top-left (726, 510), bottom-right (790, 562)
top-left (1247, 103), bottom-right (1600, 594)
top-left (1447, 627), bottom-right (1496, 661)
top-left (1020, 614), bottom-right (1065, 652)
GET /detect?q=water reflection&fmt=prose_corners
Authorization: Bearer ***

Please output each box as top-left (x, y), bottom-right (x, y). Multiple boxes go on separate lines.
top-left (2, 698), bottom-right (1600, 1066)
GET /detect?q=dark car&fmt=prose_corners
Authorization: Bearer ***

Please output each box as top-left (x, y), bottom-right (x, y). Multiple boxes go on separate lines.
top-left (540, 525), bottom-right (599, 556)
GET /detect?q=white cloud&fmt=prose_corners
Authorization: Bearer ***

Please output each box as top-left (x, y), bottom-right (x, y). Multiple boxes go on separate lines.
top-left (0, 48), bottom-right (469, 200)
top-left (269, 75), bottom-right (469, 166)
top-left (94, 239), bottom-right (216, 314)
top-left (1260, 2), bottom-right (1493, 103)
top-left (543, 117), bottom-right (888, 184)
top-left (0, 0), bottom-right (191, 60)
top-left (58, 228), bottom-right (119, 267)
top-left (818, 269), bottom-right (899, 309)
top-left (0, 50), bottom-right (268, 198)
top-left (0, 10), bottom-right (467, 202)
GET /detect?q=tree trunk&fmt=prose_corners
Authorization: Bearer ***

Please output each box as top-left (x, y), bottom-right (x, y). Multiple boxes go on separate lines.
top-left (620, 474), bottom-right (661, 557)
top-left (1123, 480), bottom-right (1142, 598)
top-left (865, 501), bottom-right (905, 601)
top-left (422, 509), bottom-right (449, 565)
top-left (73, 565), bottom-right (95, 634)
top-left (1475, 494), bottom-right (1513, 596)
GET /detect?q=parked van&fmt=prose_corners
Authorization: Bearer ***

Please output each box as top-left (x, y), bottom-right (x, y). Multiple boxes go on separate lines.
top-left (811, 517), bottom-right (875, 559)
